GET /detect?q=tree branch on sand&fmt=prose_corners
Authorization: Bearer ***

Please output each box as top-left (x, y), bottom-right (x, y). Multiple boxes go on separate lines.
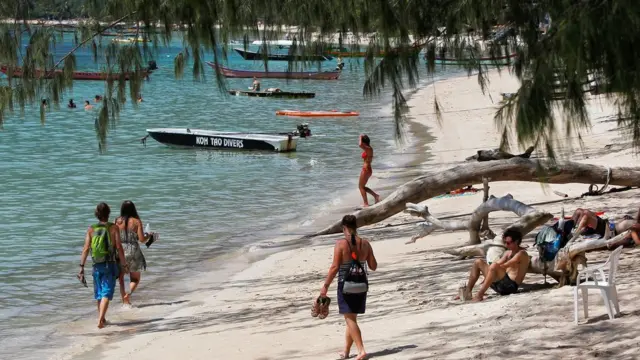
top-left (404, 193), bottom-right (552, 247)
top-left (311, 158), bottom-right (640, 237)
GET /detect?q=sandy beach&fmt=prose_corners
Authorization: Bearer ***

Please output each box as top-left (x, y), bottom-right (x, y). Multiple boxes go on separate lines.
top-left (54, 69), bottom-right (640, 360)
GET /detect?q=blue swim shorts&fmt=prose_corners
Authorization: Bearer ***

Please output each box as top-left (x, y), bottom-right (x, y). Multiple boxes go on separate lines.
top-left (92, 262), bottom-right (119, 301)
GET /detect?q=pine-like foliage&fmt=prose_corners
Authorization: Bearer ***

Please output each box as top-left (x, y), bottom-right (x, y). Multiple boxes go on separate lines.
top-left (0, 0), bottom-right (638, 154)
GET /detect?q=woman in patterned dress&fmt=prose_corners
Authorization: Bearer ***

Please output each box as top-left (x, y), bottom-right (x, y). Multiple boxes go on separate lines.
top-left (115, 200), bottom-right (153, 305)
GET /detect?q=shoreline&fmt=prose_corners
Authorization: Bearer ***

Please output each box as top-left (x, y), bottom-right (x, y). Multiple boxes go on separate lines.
top-left (46, 72), bottom-right (442, 360)
top-left (55, 68), bottom-right (640, 360)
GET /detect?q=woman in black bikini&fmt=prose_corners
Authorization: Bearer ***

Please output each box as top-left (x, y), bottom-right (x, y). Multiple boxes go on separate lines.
top-left (358, 134), bottom-right (380, 207)
top-left (320, 215), bottom-right (378, 360)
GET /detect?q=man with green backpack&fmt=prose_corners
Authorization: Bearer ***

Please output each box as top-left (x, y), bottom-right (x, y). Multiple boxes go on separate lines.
top-left (78, 202), bottom-right (128, 329)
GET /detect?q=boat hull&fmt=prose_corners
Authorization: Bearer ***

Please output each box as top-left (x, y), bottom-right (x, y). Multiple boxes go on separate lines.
top-left (0, 66), bottom-right (150, 81)
top-left (234, 48), bottom-right (330, 62)
top-left (207, 62), bottom-right (340, 80)
top-left (275, 110), bottom-right (359, 117)
top-left (228, 90), bottom-right (315, 99)
top-left (147, 128), bottom-right (299, 152)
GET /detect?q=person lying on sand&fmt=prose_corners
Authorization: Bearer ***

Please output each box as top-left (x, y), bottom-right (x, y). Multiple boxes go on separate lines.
top-left (458, 229), bottom-right (529, 302)
top-left (571, 208), bottom-right (637, 239)
top-left (608, 207), bottom-right (640, 248)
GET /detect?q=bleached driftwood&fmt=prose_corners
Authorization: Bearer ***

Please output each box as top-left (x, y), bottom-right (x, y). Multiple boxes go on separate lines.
top-left (311, 158), bottom-right (640, 237)
top-left (480, 178), bottom-right (491, 232)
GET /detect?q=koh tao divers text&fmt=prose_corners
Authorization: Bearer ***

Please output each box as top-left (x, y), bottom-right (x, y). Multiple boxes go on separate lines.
top-left (195, 136), bottom-right (244, 148)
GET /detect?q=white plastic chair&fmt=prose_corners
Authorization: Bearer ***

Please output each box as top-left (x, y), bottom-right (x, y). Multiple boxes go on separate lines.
top-left (573, 246), bottom-right (623, 324)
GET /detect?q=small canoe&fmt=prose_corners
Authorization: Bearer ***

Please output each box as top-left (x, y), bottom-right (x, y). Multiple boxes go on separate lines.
top-left (0, 66), bottom-right (150, 81)
top-left (229, 90), bottom-right (316, 99)
top-left (234, 48), bottom-right (331, 62)
top-left (207, 62), bottom-right (340, 80)
top-left (276, 110), bottom-right (360, 117)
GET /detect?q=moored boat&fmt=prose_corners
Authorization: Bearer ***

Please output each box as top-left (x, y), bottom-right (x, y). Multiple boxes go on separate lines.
top-left (112, 37), bottom-right (152, 44)
top-left (433, 52), bottom-right (517, 65)
top-left (206, 62), bottom-right (340, 80)
top-left (251, 39), bottom-right (294, 47)
top-left (146, 124), bottom-right (312, 152)
top-left (234, 48), bottom-right (331, 62)
top-left (0, 66), bottom-right (151, 81)
top-left (275, 110), bottom-right (359, 117)
top-left (229, 89), bottom-right (316, 99)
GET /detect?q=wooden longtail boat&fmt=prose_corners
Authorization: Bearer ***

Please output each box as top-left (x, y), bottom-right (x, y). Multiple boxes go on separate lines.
top-left (234, 48), bottom-right (331, 62)
top-left (206, 62), bottom-right (340, 80)
top-left (0, 66), bottom-right (150, 81)
top-left (228, 90), bottom-right (316, 99)
top-left (433, 53), bottom-right (517, 65)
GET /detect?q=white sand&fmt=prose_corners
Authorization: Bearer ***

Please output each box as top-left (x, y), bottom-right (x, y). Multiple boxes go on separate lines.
top-left (55, 70), bottom-right (640, 360)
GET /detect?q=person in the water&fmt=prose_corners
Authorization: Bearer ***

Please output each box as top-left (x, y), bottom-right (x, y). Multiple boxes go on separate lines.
top-left (84, 100), bottom-right (93, 110)
top-left (95, 95), bottom-right (103, 103)
top-left (68, 99), bottom-right (76, 108)
top-left (249, 77), bottom-right (261, 91)
top-left (358, 134), bottom-right (380, 207)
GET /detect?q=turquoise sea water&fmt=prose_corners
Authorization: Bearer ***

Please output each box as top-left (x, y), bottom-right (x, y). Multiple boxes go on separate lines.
top-left (0, 34), bottom-right (463, 358)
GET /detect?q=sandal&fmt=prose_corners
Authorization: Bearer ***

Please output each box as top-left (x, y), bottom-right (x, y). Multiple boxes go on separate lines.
top-left (311, 296), bottom-right (321, 317)
top-left (318, 296), bottom-right (331, 319)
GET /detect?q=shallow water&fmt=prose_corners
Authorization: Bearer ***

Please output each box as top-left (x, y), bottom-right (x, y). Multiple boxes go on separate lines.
top-left (0, 33), bottom-right (464, 358)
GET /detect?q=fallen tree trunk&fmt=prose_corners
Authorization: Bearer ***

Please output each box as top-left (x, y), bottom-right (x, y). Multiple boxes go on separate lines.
top-left (311, 158), bottom-right (640, 237)
top-left (406, 194), bottom-right (552, 245)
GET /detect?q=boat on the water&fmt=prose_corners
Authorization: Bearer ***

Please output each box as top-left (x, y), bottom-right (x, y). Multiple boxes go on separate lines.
top-left (275, 110), bottom-right (360, 117)
top-left (251, 39), bottom-right (294, 47)
top-left (112, 37), bottom-right (152, 44)
top-left (206, 62), bottom-right (340, 80)
top-left (433, 52), bottom-right (517, 65)
top-left (145, 124), bottom-right (312, 152)
top-left (234, 48), bottom-right (331, 62)
top-left (229, 89), bottom-right (315, 99)
top-left (0, 66), bottom-right (151, 81)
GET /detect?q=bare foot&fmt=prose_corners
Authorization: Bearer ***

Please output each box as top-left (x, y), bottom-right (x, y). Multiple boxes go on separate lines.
top-left (374, 194), bottom-right (380, 203)
top-left (123, 293), bottom-right (131, 305)
top-left (337, 352), bottom-right (351, 359)
top-left (98, 318), bottom-right (106, 329)
top-left (472, 295), bottom-right (484, 302)
top-left (355, 352), bottom-right (368, 360)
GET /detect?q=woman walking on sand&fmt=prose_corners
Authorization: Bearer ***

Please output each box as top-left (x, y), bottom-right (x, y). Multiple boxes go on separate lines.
top-left (320, 215), bottom-right (378, 360)
top-left (358, 134), bottom-right (380, 207)
top-left (115, 200), bottom-right (154, 305)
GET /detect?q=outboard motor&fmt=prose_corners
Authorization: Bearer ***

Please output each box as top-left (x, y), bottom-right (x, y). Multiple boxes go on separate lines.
top-left (296, 123), bottom-right (311, 138)
top-left (148, 60), bottom-right (158, 71)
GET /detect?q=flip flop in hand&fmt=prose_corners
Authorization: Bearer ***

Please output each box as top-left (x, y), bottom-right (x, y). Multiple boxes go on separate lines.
top-left (311, 296), bottom-right (322, 317)
top-left (318, 296), bottom-right (331, 319)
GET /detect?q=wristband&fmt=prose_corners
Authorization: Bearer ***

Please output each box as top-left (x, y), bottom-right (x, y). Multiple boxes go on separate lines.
top-left (80, 264), bottom-right (85, 267)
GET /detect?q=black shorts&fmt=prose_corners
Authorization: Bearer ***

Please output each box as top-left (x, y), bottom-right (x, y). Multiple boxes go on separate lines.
top-left (491, 274), bottom-right (519, 296)
top-left (584, 216), bottom-right (607, 237)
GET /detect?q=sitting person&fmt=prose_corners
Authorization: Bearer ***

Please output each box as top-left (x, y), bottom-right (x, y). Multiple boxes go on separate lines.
top-left (458, 229), bottom-right (530, 302)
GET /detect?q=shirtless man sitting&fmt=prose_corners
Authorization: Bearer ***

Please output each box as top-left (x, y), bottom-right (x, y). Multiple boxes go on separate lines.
top-left (459, 229), bottom-right (530, 302)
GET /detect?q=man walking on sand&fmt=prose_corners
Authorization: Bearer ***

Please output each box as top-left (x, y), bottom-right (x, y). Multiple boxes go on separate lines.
top-left (458, 229), bottom-right (530, 302)
top-left (78, 202), bottom-right (128, 328)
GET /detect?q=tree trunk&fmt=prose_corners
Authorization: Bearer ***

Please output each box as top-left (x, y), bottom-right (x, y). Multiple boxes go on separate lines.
top-left (480, 178), bottom-right (491, 232)
top-left (311, 158), bottom-right (640, 237)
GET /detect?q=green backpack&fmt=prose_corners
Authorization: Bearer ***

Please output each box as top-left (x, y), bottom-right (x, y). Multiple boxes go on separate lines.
top-left (91, 222), bottom-right (116, 263)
